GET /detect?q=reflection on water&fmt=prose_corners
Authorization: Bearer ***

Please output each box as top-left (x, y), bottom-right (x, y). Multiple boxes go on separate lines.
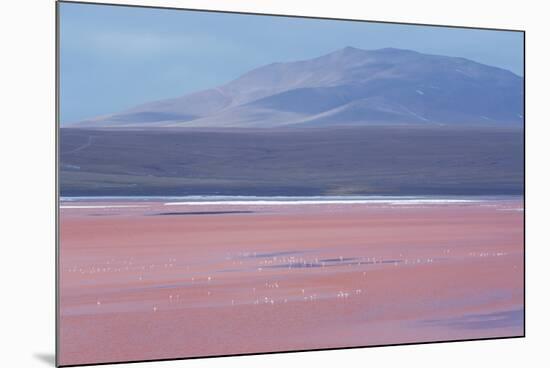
top-left (420, 309), bottom-right (524, 330)
top-left (238, 250), bottom-right (304, 259)
top-left (150, 211), bottom-right (255, 216)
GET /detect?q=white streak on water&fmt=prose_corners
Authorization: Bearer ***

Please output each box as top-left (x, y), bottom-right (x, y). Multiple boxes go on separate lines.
top-left (163, 199), bottom-right (478, 206)
top-left (60, 205), bottom-right (148, 209)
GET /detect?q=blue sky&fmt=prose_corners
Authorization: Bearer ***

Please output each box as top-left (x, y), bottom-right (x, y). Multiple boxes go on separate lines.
top-left (59, 2), bottom-right (524, 124)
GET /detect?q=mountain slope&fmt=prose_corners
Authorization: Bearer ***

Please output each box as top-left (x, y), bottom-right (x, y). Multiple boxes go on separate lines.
top-left (74, 47), bottom-right (524, 128)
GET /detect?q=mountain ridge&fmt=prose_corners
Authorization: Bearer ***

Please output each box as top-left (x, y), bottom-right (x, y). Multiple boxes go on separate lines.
top-left (73, 47), bottom-right (524, 128)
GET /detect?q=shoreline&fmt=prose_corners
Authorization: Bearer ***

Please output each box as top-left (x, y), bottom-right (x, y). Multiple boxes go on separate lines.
top-left (60, 194), bottom-right (524, 202)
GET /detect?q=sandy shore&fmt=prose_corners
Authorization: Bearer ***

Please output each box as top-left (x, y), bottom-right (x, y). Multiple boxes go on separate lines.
top-left (59, 199), bottom-right (524, 366)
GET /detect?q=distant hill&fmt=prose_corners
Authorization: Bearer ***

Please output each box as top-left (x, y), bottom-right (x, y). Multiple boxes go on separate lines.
top-left (74, 47), bottom-right (524, 128)
top-left (60, 126), bottom-right (524, 197)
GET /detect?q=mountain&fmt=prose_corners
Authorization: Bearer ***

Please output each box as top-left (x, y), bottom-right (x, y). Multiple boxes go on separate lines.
top-left (74, 47), bottom-right (524, 128)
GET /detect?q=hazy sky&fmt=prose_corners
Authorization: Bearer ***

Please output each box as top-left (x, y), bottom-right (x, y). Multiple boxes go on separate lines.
top-left (59, 2), bottom-right (524, 124)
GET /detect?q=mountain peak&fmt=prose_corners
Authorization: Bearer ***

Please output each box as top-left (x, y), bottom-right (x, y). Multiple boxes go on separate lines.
top-left (323, 46), bottom-right (367, 58)
top-left (330, 46), bottom-right (419, 54)
top-left (318, 47), bottom-right (423, 64)
top-left (340, 46), bottom-right (364, 53)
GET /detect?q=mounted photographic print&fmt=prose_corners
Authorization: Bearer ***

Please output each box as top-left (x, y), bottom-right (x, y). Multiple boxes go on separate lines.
top-left (57, 1), bottom-right (525, 366)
